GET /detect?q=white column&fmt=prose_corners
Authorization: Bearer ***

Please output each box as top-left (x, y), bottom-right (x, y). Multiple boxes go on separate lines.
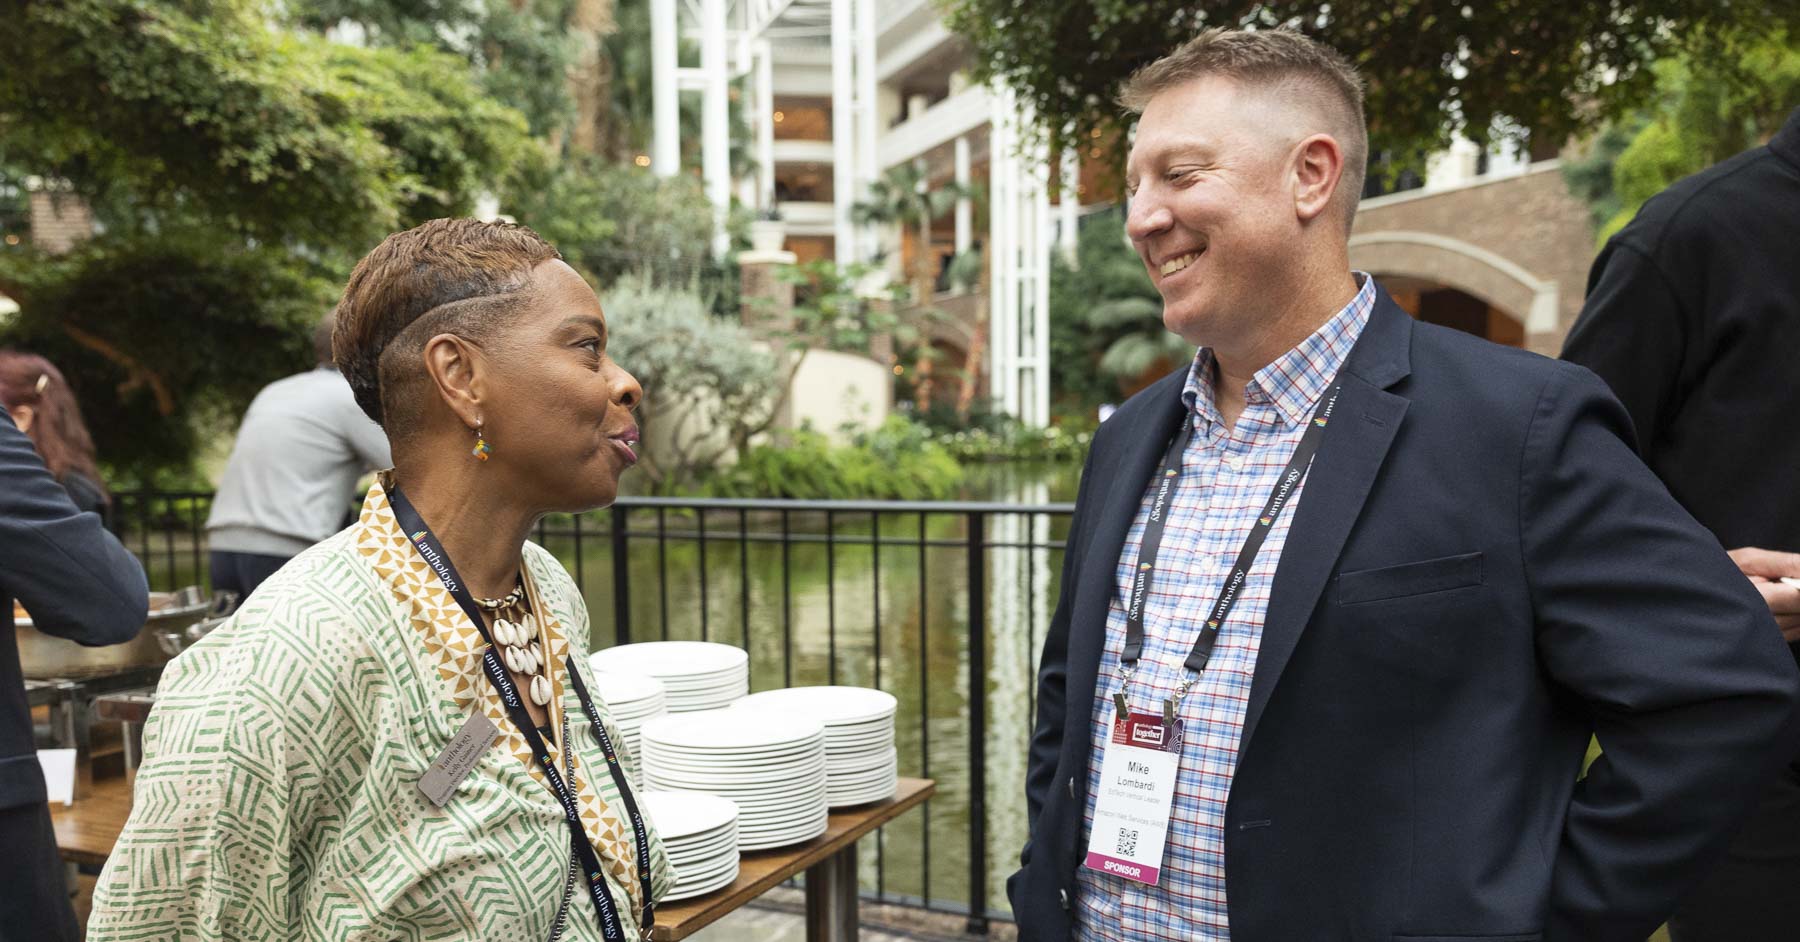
top-left (954, 135), bottom-right (972, 255)
top-left (756, 40), bottom-right (776, 209)
top-left (650, 0), bottom-right (679, 177)
top-left (989, 90), bottom-right (1017, 418)
top-left (1058, 145), bottom-right (1080, 268)
top-left (855, 0), bottom-right (879, 261)
top-left (830, 0), bottom-right (855, 264)
top-left (701, 0), bottom-right (730, 256)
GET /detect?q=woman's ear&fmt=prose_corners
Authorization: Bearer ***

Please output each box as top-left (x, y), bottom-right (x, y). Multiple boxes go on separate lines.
top-left (8, 404), bottom-right (35, 435)
top-left (421, 333), bottom-right (489, 431)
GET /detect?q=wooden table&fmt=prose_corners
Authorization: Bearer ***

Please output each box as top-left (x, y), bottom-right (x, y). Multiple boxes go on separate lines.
top-left (651, 777), bottom-right (934, 942)
top-left (49, 773), bottom-right (131, 869)
top-left (53, 775), bottom-right (934, 942)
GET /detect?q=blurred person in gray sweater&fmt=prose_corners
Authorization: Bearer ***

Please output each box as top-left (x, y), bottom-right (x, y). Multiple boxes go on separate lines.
top-left (205, 315), bottom-right (391, 601)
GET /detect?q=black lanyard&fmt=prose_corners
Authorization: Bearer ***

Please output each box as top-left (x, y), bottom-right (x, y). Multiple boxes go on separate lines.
top-left (388, 486), bottom-right (654, 939)
top-left (1118, 383), bottom-right (1343, 721)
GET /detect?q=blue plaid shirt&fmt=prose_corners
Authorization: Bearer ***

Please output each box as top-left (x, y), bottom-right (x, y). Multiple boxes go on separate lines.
top-left (1075, 276), bottom-right (1376, 940)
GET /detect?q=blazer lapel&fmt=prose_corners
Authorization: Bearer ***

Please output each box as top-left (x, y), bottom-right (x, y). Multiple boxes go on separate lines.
top-left (1239, 290), bottom-right (1413, 752)
top-left (1064, 369), bottom-right (1188, 759)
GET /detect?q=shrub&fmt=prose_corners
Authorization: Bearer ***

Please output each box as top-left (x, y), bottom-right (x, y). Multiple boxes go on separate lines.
top-left (696, 416), bottom-right (964, 501)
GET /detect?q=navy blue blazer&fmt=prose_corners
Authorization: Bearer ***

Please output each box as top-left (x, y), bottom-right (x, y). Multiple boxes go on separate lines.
top-left (1, 411), bottom-right (147, 809)
top-left (1009, 287), bottom-right (1800, 941)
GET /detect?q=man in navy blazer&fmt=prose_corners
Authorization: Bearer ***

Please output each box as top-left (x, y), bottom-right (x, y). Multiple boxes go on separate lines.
top-left (1, 411), bottom-right (148, 939)
top-left (1009, 29), bottom-right (1800, 942)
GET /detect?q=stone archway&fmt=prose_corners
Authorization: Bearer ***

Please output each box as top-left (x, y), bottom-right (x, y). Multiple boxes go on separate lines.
top-left (1349, 230), bottom-right (1559, 343)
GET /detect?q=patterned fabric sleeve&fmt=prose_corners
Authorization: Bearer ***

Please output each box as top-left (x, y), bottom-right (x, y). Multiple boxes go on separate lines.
top-left (87, 625), bottom-right (295, 940)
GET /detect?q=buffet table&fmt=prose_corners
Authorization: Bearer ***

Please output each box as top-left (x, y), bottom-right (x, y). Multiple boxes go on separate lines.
top-left (53, 775), bottom-right (934, 942)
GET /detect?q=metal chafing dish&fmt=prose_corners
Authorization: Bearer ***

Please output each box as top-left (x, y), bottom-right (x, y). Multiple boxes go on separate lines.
top-left (15, 586), bottom-right (212, 679)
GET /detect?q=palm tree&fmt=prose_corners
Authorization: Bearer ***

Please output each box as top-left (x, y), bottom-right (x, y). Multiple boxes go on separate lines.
top-left (852, 162), bottom-right (971, 303)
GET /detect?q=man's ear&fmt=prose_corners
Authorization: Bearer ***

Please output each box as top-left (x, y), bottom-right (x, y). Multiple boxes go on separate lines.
top-left (1292, 132), bottom-right (1345, 224)
top-left (421, 333), bottom-right (489, 431)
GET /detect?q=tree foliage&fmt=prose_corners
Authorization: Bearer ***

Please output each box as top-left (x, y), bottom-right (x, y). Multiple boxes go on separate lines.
top-left (0, 233), bottom-right (333, 480)
top-left (1562, 26), bottom-right (1800, 245)
top-left (942, 0), bottom-right (1800, 163)
top-left (1048, 209), bottom-right (1187, 415)
top-left (602, 275), bottom-right (779, 491)
top-left (507, 157), bottom-right (720, 289)
top-left (0, 0), bottom-right (531, 480)
top-left (0, 0), bottom-right (528, 253)
top-left (287, 0), bottom-right (579, 137)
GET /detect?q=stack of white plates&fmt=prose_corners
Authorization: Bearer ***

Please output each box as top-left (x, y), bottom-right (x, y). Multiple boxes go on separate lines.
top-left (640, 791), bottom-right (740, 902)
top-left (639, 709), bottom-right (829, 851)
top-left (733, 686), bottom-right (898, 807)
top-left (589, 671), bottom-right (667, 789)
top-left (589, 642), bottom-right (749, 713)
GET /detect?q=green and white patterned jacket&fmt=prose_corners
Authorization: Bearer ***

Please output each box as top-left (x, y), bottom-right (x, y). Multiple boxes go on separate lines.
top-left (90, 482), bottom-right (672, 941)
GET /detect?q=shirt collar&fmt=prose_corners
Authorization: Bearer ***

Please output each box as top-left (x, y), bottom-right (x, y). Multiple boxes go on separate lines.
top-left (1181, 272), bottom-right (1376, 430)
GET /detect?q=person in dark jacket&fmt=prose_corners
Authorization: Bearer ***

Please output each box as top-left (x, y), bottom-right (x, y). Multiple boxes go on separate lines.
top-left (0, 410), bottom-right (148, 941)
top-left (1010, 28), bottom-right (1800, 942)
top-left (1563, 105), bottom-right (1800, 942)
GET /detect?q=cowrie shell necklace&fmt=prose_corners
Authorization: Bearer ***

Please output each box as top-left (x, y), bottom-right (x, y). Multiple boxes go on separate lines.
top-left (477, 583), bottom-right (551, 707)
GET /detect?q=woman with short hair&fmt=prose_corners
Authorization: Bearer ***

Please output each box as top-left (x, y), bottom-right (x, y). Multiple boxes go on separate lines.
top-left (91, 219), bottom-right (669, 941)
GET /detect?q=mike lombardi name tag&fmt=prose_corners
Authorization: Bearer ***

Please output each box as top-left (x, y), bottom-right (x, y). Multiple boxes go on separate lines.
top-left (1082, 711), bottom-right (1183, 886)
top-left (418, 713), bottom-right (500, 807)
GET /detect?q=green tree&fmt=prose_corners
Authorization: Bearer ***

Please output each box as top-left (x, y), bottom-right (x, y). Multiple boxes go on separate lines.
top-left (508, 157), bottom-right (719, 289)
top-left (0, 0), bottom-right (527, 253)
top-left (942, 1), bottom-right (1800, 164)
top-left (1564, 27), bottom-right (1800, 245)
top-left (0, 233), bottom-right (334, 480)
top-left (0, 0), bottom-right (532, 480)
top-left (1049, 209), bottom-right (1187, 416)
top-left (851, 163), bottom-right (972, 303)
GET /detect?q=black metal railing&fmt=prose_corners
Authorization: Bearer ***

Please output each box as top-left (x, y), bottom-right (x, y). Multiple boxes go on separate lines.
top-left (114, 491), bottom-right (1076, 931)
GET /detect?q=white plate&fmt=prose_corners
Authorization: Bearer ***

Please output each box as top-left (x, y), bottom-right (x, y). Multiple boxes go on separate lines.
top-left (590, 670), bottom-right (667, 707)
top-left (640, 790), bottom-right (739, 841)
top-left (642, 750), bottom-right (827, 776)
top-left (642, 709), bottom-right (824, 751)
top-left (666, 833), bottom-right (738, 861)
top-left (663, 861), bottom-right (740, 902)
top-left (739, 817), bottom-right (828, 851)
top-left (668, 850), bottom-right (740, 880)
top-left (591, 642), bottom-right (749, 678)
top-left (671, 791), bottom-right (824, 816)
top-left (733, 686), bottom-right (898, 725)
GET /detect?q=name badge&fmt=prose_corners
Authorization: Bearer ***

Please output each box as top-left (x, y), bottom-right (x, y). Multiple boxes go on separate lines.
top-left (1082, 710), bottom-right (1183, 886)
top-left (418, 713), bottom-right (499, 806)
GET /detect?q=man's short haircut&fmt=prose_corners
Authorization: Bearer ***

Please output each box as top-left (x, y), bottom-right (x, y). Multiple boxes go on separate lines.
top-left (1119, 27), bottom-right (1368, 228)
top-left (332, 218), bottom-right (562, 434)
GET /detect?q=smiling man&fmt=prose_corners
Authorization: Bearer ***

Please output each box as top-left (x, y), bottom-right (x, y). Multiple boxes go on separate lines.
top-left (1007, 28), bottom-right (1800, 942)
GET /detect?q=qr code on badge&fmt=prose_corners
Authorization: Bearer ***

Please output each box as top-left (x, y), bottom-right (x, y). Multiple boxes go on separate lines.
top-left (1114, 827), bottom-right (1138, 857)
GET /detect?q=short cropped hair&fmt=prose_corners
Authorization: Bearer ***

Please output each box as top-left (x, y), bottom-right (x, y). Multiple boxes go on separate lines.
top-left (1120, 28), bottom-right (1368, 228)
top-left (333, 218), bottom-right (561, 432)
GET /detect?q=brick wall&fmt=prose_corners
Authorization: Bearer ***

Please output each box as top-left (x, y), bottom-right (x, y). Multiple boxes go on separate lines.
top-left (1351, 163), bottom-right (1597, 356)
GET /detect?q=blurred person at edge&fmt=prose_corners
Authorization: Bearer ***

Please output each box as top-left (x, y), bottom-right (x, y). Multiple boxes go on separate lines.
top-left (1563, 105), bottom-right (1800, 942)
top-left (1010, 27), bottom-right (1800, 942)
top-left (203, 314), bottom-right (391, 603)
top-left (88, 218), bottom-right (670, 941)
top-left (0, 350), bottom-right (111, 517)
top-left (1, 408), bottom-right (148, 941)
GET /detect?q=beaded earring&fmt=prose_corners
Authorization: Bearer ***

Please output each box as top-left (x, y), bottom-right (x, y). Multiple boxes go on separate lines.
top-left (471, 423), bottom-right (493, 461)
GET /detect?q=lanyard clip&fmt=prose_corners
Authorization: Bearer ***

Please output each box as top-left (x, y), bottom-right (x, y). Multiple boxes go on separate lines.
top-left (1113, 690), bottom-right (1130, 716)
top-left (1162, 697), bottom-right (1178, 727)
